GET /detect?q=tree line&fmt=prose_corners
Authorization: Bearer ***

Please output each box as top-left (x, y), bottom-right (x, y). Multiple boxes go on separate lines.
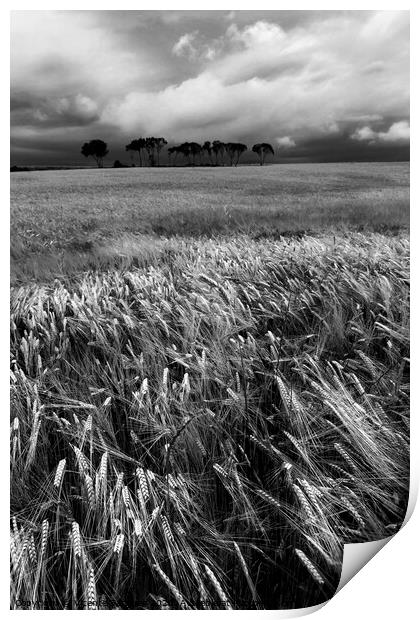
top-left (81, 137), bottom-right (275, 168)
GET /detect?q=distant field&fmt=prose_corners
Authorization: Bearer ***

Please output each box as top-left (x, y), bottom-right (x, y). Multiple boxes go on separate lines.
top-left (11, 162), bottom-right (409, 281)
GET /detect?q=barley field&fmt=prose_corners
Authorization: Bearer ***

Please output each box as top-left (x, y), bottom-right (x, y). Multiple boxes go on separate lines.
top-left (10, 164), bottom-right (410, 609)
top-left (11, 162), bottom-right (408, 283)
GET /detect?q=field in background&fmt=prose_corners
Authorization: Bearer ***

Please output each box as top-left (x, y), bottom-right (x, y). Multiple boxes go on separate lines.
top-left (10, 164), bottom-right (410, 610)
top-left (11, 162), bottom-right (408, 283)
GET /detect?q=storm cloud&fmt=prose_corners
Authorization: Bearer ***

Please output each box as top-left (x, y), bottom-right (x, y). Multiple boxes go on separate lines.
top-left (11, 10), bottom-right (409, 165)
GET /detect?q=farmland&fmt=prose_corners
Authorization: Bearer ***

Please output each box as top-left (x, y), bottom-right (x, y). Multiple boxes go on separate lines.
top-left (11, 162), bottom-right (408, 283)
top-left (10, 163), bottom-right (410, 609)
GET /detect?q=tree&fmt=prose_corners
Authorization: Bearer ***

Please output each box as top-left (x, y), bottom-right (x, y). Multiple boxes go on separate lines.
top-left (212, 140), bottom-right (226, 166)
top-left (219, 142), bottom-right (227, 166)
top-left (226, 143), bottom-right (236, 166)
top-left (189, 142), bottom-right (202, 166)
top-left (165, 138), bottom-right (247, 167)
top-left (178, 142), bottom-right (192, 165)
top-left (235, 143), bottom-right (247, 166)
top-left (125, 137), bottom-right (167, 166)
top-left (144, 137), bottom-right (156, 166)
top-left (155, 138), bottom-right (168, 166)
top-left (202, 141), bottom-right (213, 165)
top-left (167, 146), bottom-right (177, 166)
top-left (226, 142), bottom-right (247, 166)
top-left (252, 143), bottom-right (274, 166)
top-left (168, 142), bottom-right (192, 165)
top-left (125, 138), bottom-right (146, 166)
top-left (81, 139), bottom-right (109, 168)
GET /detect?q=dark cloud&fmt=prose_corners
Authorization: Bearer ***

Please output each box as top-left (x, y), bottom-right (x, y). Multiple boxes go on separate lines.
top-left (289, 128), bottom-right (410, 163)
top-left (11, 93), bottom-right (100, 129)
top-left (11, 10), bottom-right (409, 166)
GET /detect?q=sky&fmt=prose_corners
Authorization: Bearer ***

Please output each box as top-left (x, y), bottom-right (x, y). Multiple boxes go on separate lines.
top-left (10, 10), bottom-right (410, 166)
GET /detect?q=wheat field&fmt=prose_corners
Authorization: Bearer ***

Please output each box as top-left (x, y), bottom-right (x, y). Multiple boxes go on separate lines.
top-left (10, 206), bottom-right (409, 608)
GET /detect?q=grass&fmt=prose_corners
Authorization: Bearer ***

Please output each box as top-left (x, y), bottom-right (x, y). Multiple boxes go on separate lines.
top-left (11, 162), bottom-right (408, 283)
top-left (10, 211), bottom-right (410, 608)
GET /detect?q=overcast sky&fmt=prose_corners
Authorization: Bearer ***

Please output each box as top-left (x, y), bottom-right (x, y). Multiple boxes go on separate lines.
top-left (11, 10), bottom-right (409, 166)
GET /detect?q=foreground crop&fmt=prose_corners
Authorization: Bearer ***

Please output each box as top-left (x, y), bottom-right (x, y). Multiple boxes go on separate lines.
top-left (10, 233), bottom-right (409, 609)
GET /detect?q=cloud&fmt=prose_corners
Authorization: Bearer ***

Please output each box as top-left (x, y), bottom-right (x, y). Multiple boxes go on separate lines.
top-left (378, 121), bottom-right (410, 142)
top-left (351, 121), bottom-right (410, 143)
top-left (11, 11), bottom-right (160, 100)
top-left (227, 20), bottom-right (286, 47)
top-left (351, 126), bottom-right (377, 142)
top-left (276, 136), bottom-right (296, 148)
top-left (12, 93), bottom-right (99, 129)
top-left (172, 31), bottom-right (220, 62)
top-left (103, 12), bottom-right (409, 143)
top-left (172, 32), bottom-right (200, 59)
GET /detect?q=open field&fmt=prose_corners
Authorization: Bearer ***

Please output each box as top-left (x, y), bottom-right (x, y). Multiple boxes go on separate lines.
top-left (10, 164), bottom-right (410, 609)
top-left (11, 162), bottom-right (408, 283)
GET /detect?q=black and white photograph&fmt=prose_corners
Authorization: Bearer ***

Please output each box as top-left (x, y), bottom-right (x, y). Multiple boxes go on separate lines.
top-left (10, 8), bottom-right (410, 611)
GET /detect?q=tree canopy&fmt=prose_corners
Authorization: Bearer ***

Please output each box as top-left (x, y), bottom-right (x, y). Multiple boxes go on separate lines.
top-left (81, 135), bottom-right (279, 168)
top-left (226, 142), bottom-right (248, 166)
top-left (252, 143), bottom-right (274, 166)
top-left (81, 139), bottom-right (109, 168)
top-left (125, 138), bottom-right (146, 166)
